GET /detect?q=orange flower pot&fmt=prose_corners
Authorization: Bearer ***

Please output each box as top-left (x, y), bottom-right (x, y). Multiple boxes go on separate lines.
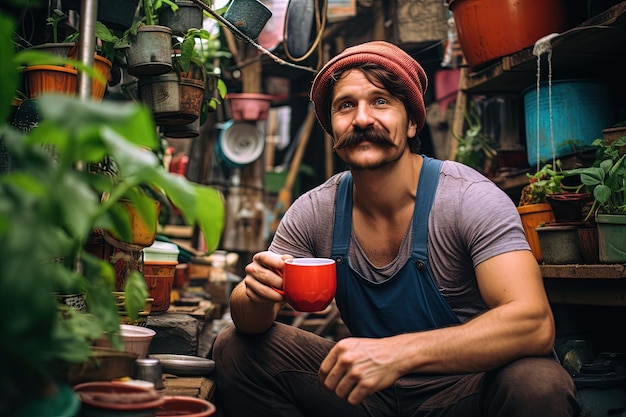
top-left (24, 65), bottom-right (78, 98)
top-left (93, 55), bottom-right (112, 100)
top-left (449, 0), bottom-right (568, 69)
top-left (517, 203), bottom-right (555, 262)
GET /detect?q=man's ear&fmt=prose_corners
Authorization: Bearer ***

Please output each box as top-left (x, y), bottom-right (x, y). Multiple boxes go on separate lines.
top-left (407, 118), bottom-right (418, 139)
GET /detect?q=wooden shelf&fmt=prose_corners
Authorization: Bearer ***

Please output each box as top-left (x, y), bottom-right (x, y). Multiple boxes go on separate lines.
top-left (540, 264), bottom-right (626, 306)
top-left (540, 264), bottom-right (626, 279)
top-left (463, 2), bottom-right (626, 95)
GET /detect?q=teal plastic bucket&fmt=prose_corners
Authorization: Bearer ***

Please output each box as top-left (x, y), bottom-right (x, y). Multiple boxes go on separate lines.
top-left (523, 80), bottom-right (613, 168)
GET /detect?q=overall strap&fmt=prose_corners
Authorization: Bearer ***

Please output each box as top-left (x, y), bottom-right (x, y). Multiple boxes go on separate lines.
top-left (411, 156), bottom-right (442, 259)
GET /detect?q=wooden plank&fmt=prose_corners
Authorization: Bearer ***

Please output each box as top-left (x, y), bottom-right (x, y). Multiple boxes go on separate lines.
top-left (540, 264), bottom-right (626, 279)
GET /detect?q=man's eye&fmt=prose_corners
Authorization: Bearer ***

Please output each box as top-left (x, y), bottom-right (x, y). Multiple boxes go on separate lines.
top-left (339, 102), bottom-right (353, 109)
top-left (374, 98), bottom-right (387, 105)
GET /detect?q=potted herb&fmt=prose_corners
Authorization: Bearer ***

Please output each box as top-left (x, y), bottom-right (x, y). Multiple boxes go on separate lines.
top-left (1, 9), bottom-right (225, 415)
top-left (564, 136), bottom-right (626, 263)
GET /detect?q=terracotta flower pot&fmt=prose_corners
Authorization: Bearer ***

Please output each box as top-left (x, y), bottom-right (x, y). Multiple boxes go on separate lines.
top-left (448, 0), bottom-right (568, 69)
top-left (74, 381), bottom-right (165, 416)
top-left (158, 396), bottom-right (216, 417)
top-left (24, 65), bottom-right (78, 98)
top-left (517, 203), bottom-right (555, 262)
top-left (226, 93), bottom-right (274, 121)
top-left (93, 55), bottom-right (113, 101)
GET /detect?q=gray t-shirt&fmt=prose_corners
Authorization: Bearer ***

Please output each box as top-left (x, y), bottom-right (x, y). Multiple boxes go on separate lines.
top-left (269, 160), bottom-right (530, 323)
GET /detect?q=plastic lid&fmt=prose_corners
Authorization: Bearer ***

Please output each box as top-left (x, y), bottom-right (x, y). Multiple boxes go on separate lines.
top-left (143, 241), bottom-right (179, 263)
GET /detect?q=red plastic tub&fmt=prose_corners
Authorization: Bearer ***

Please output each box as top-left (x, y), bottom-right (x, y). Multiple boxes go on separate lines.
top-left (449, 0), bottom-right (568, 69)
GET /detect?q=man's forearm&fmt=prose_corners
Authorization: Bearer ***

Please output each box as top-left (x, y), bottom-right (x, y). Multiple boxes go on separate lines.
top-left (229, 282), bottom-right (283, 334)
top-left (388, 302), bottom-right (555, 375)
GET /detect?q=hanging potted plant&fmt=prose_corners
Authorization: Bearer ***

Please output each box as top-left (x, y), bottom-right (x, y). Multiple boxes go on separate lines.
top-left (564, 135), bottom-right (626, 263)
top-left (1, 14), bottom-right (225, 415)
top-left (19, 9), bottom-right (112, 100)
top-left (158, 0), bottom-right (207, 36)
top-left (124, 0), bottom-right (178, 77)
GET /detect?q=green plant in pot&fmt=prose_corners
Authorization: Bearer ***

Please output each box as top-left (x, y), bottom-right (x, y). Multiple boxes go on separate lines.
top-left (174, 27), bottom-right (229, 112)
top-left (563, 136), bottom-right (626, 263)
top-left (0, 9), bottom-right (225, 415)
top-left (453, 103), bottom-right (497, 176)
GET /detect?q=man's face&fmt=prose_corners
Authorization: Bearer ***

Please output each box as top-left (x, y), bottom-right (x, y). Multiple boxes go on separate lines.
top-left (329, 69), bottom-right (417, 171)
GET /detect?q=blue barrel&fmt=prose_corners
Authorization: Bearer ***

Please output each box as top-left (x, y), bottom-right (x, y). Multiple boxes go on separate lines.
top-left (523, 80), bottom-right (613, 168)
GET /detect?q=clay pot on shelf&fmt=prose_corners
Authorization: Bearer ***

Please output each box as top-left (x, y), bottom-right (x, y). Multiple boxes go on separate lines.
top-left (536, 224), bottom-right (584, 264)
top-left (158, 396), bottom-right (217, 417)
top-left (517, 203), bottom-right (555, 262)
top-left (73, 381), bottom-right (165, 417)
top-left (448, 0), bottom-right (568, 69)
top-left (546, 193), bottom-right (592, 223)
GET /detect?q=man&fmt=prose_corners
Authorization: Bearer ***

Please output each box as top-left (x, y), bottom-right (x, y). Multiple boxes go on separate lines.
top-left (211, 41), bottom-right (579, 417)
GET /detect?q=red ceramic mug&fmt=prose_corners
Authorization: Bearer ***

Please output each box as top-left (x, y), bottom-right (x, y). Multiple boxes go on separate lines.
top-left (273, 258), bottom-right (337, 312)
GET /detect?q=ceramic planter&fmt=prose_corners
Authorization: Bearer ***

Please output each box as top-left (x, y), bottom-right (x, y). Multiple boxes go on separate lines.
top-left (517, 203), bottom-right (555, 262)
top-left (595, 214), bottom-right (626, 263)
top-left (546, 193), bottom-right (592, 223)
top-left (126, 25), bottom-right (173, 77)
top-left (536, 224), bottom-right (583, 264)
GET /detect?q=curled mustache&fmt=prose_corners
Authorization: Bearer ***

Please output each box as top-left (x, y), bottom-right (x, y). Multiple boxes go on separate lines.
top-left (333, 127), bottom-right (397, 151)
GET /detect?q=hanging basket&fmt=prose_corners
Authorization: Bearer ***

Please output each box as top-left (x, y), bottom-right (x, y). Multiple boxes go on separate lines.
top-left (159, 0), bottom-right (204, 36)
top-left (138, 72), bottom-right (181, 123)
top-left (24, 65), bottom-right (78, 98)
top-left (93, 55), bottom-right (113, 100)
top-left (125, 25), bottom-right (173, 77)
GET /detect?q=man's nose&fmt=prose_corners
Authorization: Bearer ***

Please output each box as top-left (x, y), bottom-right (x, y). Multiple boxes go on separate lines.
top-left (352, 103), bottom-right (375, 129)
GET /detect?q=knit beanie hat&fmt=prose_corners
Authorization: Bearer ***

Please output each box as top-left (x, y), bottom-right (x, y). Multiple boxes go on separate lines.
top-left (310, 41), bottom-right (428, 135)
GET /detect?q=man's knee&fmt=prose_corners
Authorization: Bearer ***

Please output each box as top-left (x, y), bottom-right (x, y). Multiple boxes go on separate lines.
top-left (486, 357), bottom-right (579, 416)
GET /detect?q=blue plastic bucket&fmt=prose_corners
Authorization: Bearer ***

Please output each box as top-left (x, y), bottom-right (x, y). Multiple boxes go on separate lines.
top-left (523, 80), bottom-right (613, 168)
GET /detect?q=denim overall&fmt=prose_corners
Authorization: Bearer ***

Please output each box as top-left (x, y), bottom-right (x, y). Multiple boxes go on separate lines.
top-left (331, 157), bottom-right (461, 338)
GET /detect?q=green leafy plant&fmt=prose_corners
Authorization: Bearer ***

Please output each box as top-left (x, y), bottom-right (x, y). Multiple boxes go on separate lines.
top-left (173, 27), bottom-right (230, 111)
top-left (1, 8), bottom-right (225, 414)
top-left (564, 136), bottom-right (626, 218)
top-left (454, 104), bottom-right (497, 174)
top-left (518, 162), bottom-right (566, 206)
